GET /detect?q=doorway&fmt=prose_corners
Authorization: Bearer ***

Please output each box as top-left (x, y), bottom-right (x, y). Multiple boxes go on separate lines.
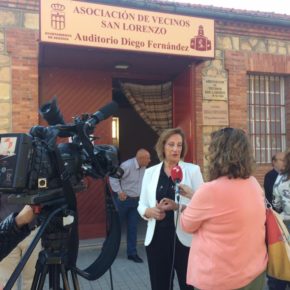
top-left (112, 80), bottom-right (159, 166)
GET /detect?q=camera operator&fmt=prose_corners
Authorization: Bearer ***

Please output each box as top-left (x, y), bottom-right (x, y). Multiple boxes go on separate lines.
top-left (0, 205), bottom-right (35, 261)
top-left (0, 199), bottom-right (40, 290)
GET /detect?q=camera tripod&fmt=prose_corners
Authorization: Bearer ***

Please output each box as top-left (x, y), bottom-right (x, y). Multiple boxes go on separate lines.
top-left (4, 206), bottom-right (80, 290)
top-left (31, 215), bottom-right (80, 290)
top-left (4, 182), bottom-right (121, 290)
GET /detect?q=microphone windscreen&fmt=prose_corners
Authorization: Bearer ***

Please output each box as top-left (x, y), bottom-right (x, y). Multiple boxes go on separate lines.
top-left (171, 165), bottom-right (183, 183)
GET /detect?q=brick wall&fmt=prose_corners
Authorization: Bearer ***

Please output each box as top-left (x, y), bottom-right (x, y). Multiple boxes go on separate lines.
top-left (0, 0), bottom-right (39, 133)
top-left (7, 28), bottom-right (39, 132)
top-left (0, 0), bottom-right (39, 10)
top-left (286, 76), bottom-right (290, 152)
top-left (195, 18), bottom-right (290, 184)
top-left (223, 51), bottom-right (290, 184)
top-left (216, 19), bottom-right (290, 41)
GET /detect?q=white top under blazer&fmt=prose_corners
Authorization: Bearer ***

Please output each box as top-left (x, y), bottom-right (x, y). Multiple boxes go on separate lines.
top-left (138, 161), bottom-right (204, 247)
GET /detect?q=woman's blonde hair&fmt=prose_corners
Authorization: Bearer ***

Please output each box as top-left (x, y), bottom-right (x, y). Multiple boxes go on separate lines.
top-left (155, 127), bottom-right (187, 161)
top-left (207, 128), bottom-right (254, 181)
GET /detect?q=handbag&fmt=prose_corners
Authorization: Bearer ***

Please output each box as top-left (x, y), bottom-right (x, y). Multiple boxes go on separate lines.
top-left (266, 205), bottom-right (290, 281)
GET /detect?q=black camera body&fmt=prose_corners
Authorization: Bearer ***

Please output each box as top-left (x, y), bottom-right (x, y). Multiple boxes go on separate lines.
top-left (0, 133), bottom-right (83, 193)
top-left (0, 98), bottom-right (122, 205)
top-left (0, 133), bottom-right (32, 190)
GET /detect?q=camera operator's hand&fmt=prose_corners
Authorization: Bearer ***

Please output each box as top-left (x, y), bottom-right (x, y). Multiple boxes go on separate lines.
top-left (15, 205), bottom-right (35, 228)
top-left (118, 191), bottom-right (127, 201)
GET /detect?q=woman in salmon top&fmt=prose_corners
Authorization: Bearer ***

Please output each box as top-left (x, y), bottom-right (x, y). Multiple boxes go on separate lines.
top-left (180, 127), bottom-right (268, 290)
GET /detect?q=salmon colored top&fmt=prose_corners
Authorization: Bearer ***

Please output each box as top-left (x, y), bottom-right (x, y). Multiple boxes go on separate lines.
top-left (180, 176), bottom-right (268, 290)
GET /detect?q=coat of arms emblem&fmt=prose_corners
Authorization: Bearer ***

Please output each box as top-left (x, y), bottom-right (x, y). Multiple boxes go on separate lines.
top-left (51, 3), bottom-right (66, 30)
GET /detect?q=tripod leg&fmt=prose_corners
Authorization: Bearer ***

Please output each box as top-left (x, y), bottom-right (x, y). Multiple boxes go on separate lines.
top-left (30, 263), bottom-right (49, 290)
top-left (109, 267), bottom-right (114, 290)
top-left (60, 264), bottom-right (70, 290)
top-left (49, 265), bottom-right (61, 290)
top-left (31, 264), bottom-right (42, 289)
top-left (70, 269), bottom-right (80, 290)
top-left (36, 265), bottom-right (49, 290)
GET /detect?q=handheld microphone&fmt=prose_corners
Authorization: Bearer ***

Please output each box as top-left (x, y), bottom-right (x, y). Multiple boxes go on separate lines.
top-left (169, 165), bottom-right (183, 289)
top-left (171, 165), bottom-right (183, 202)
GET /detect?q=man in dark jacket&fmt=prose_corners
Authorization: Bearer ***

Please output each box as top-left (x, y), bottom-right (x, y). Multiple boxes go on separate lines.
top-left (264, 151), bottom-right (289, 290)
top-left (264, 152), bottom-right (285, 205)
top-left (0, 205), bottom-right (34, 261)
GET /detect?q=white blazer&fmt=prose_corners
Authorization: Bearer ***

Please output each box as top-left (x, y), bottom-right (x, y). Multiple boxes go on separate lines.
top-left (138, 161), bottom-right (204, 247)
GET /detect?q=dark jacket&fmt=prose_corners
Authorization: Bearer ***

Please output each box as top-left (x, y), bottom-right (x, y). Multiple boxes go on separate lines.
top-left (264, 168), bottom-right (279, 205)
top-left (0, 213), bottom-right (30, 261)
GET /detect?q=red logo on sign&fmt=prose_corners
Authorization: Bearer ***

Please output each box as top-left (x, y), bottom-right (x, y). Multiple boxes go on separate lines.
top-left (190, 25), bottom-right (211, 51)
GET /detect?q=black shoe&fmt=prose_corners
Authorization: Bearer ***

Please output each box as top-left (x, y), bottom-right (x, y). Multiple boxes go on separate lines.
top-left (128, 254), bottom-right (143, 263)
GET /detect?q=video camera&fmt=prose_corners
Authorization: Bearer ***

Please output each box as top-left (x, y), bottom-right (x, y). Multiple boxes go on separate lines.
top-left (0, 97), bottom-right (123, 205)
top-left (1, 98), bottom-right (123, 289)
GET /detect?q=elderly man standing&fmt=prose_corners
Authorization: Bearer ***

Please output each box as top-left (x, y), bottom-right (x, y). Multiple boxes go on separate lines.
top-left (109, 148), bottom-right (151, 263)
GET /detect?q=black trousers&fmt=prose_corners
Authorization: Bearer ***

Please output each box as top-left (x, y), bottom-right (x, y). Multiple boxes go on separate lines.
top-left (146, 226), bottom-right (194, 290)
top-left (267, 276), bottom-right (289, 290)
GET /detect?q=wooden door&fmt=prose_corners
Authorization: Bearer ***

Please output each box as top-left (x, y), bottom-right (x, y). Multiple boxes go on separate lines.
top-left (39, 67), bottom-right (112, 239)
top-left (172, 65), bottom-right (196, 163)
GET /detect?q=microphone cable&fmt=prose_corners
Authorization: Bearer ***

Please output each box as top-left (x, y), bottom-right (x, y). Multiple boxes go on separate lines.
top-left (168, 190), bottom-right (181, 290)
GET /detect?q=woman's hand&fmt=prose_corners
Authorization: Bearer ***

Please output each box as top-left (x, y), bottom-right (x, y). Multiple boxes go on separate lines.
top-left (158, 198), bottom-right (178, 211)
top-left (145, 206), bottom-right (166, 220)
top-left (179, 184), bottom-right (194, 199)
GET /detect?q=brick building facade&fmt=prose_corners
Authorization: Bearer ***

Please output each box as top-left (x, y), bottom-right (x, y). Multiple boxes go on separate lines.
top-left (1, 0), bottom-right (290, 237)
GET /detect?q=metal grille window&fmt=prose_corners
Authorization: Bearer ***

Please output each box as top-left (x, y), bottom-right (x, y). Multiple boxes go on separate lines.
top-left (248, 75), bottom-right (286, 164)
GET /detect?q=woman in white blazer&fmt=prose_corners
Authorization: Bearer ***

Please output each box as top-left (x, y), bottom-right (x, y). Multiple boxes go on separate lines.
top-left (138, 128), bottom-right (204, 290)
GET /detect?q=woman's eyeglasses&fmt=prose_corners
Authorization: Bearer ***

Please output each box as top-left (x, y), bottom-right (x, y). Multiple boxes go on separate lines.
top-left (166, 143), bottom-right (183, 150)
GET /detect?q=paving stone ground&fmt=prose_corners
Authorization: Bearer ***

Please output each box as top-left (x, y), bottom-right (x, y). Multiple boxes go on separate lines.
top-left (75, 219), bottom-right (270, 290)
top-left (27, 219), bottom-right (270, 290)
